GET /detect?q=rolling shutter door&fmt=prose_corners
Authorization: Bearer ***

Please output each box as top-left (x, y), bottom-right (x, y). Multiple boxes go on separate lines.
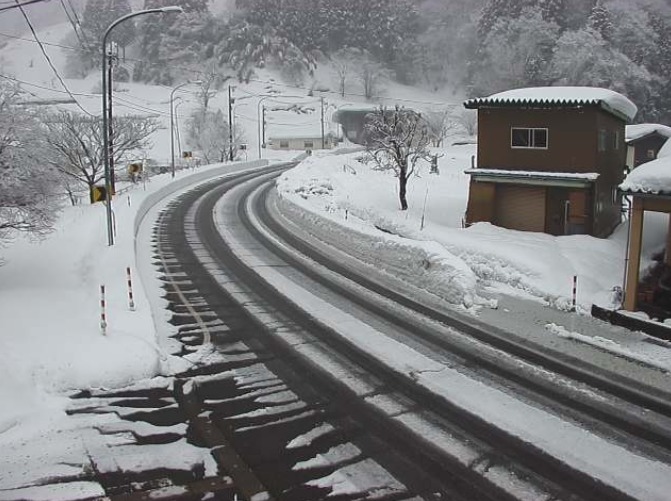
top-left (495, 185), bottom-right (546, 232)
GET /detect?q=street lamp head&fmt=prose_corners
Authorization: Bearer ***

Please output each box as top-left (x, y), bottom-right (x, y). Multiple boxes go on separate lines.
top-left (159, 6), bottom-right (184, 13)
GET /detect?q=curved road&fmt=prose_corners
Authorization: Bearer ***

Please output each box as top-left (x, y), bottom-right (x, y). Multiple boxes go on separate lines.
top-left (151, 164), bottom-right (671, 501)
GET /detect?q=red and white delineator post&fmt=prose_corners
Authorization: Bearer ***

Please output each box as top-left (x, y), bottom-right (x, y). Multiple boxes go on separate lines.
top-left (126, 266), bottom-right (136, 311)
top-left (100, 285), bottom-right (107, 335)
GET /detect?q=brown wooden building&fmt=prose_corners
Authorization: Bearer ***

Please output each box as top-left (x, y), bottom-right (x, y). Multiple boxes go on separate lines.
top-left (625, 124), bottom-right (671, 170)
top-left (463, 87), bottom-right (638, 237)
top-left (620, 157), bottom-right (671, 315)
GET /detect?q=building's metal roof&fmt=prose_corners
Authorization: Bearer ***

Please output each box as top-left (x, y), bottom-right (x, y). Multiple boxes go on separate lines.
top-left (464, 86), bottom-right (637, 122)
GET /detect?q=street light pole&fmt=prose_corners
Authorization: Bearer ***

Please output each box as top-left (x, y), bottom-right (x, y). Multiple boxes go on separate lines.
top-left (174, 99), bottom-right (184, 161)
top-left (170, 80), bottom-right (201, 178)
top-left (228, 85), bottom-right (235, 162)
top-left (102, 6), bottom-right (182, 246)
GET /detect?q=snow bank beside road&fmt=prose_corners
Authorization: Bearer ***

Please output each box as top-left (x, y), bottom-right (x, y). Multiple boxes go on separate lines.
top-left (275, 148), bottom-right (668, 312)
top-left (276, 152), bottom-right (486, 309)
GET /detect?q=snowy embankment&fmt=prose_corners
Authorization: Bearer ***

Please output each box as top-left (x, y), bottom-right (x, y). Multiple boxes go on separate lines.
top-left (0, 160), bottom-right (266, 451)
top-left (275, 148), bottom-right (668, 312)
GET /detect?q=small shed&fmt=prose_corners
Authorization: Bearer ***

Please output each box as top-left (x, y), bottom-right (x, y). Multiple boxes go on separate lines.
top-left (625, 124), bottom-right (671, 170)
top-left (464, 86), bottom-right (637, 237)
top-left (620, 140), bottom-right (671, 315)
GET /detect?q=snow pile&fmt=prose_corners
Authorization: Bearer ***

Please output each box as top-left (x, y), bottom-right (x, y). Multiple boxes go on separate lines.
top-left (276, 152), bottom-right (482, 308)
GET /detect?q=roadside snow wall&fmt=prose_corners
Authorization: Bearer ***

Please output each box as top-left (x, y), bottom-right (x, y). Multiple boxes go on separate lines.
top-left (274, 190), bottom-right (482, 309)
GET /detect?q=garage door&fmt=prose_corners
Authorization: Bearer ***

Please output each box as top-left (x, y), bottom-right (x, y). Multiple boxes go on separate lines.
top-left (495, 185), bottom-right (546, 232)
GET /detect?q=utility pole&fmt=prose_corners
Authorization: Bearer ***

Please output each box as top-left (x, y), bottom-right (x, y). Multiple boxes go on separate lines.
top-left (228, 85), bottom-right (234, 161)
top-left (107, 42), bottom-right (117, 194)
top-left (320, 96), bottom-right (325, 149)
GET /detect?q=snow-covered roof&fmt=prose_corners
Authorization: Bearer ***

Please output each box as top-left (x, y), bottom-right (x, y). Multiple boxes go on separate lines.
top-left (464, 86), bottom-right (638, 122)
top-left (620, 156), bottom-right (671, 195)
top-left (625, 124), bottom-right (671, 143)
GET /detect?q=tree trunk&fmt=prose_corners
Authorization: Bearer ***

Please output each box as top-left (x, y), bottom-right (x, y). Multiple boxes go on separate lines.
top-left (399, 173), bottom-right (408, 211)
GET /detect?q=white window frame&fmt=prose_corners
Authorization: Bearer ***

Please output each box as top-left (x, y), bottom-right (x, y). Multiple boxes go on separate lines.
top-left (511, 127), bottom-right (548, 150)
top-left (279, 140), bottom-right (289, 149)
top-left (304, 140), bottom-right (314, 149)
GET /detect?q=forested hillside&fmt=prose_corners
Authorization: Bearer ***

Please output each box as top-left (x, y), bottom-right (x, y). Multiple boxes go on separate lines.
top-left (66, 0), bottom-right (671, 123)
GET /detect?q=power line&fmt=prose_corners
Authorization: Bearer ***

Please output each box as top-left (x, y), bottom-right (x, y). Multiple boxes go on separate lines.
top-left (0, 31), bottom-right (457, 108)
top-left (59, 0), bottom-right (87, 49)
top-left (13, 0), bottom-right (93, 116)
top-left (0, 0), bottom-right (50, 13)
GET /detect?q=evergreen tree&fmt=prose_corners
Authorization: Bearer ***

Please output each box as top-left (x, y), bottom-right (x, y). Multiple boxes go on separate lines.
top-left (588, 0), bottom-right (614, 42)
top-left (478, 0), bottom-right (534, 39)
top-left (470, 7), bottom-right (559, 95)
top-left (539, 0), bottom-right (568, 28)
top-left (81, 0), bottom-right (134, 48)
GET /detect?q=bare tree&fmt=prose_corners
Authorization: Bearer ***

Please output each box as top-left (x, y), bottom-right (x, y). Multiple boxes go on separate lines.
top-left (0, 83), bottom-right (61, 245)
top-left (455, 108), bottom-right (477, 136)
top-left (42, 111), bottom-right (159, 202)
top-left (334, 59), bottom-right (349, 98)
top-left (361, 62), bottom-right (384, 100)
top-left (362, 106), bottom-right (433, 211)
top-left (196, 63), bottom-right (230, 111)
top-left (332, 48), bottom-right (361, 98)
top-left (422, 109), bottom-right (452, 147)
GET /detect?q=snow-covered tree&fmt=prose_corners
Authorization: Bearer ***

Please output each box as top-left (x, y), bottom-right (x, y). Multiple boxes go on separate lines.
top-left (186, 108), bottom-right (241, 164)
top-left (362, 106), bottom-right (433, 211)
top-left (609, 5), bottom-right (658, 67)
top-left (216, 20), bottom-right (314, 84)
top-left (588, 0), bottom-right (614, 42)
top-left (549, 27), bottom-right (651, 106)
top-left (81, 0), bottom-right (135, 50)
top-left (539, 0), bottom-right (568, 27)
top-left (0, 83), bottom-right (61, 245)
top-left (470, 7), bottom-right (559, 95)
top-left (478, 0), bottom-right (535, 39)
top-left (416, 0), bottom-right (481, 90)
top-left (42, 111), bottom-right (159, 202)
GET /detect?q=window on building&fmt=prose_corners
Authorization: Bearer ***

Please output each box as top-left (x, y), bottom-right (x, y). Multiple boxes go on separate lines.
top-left (613, 131), bottom-right (620, 150)
top-left (647, 149), bottom-right (656, 159)
top-left (511, 128), bottom-right (548, 149)
top-left (304, 141), bottom-right (314, 149)
top-left (598, 129), bottom-right (607, 152)
top-left (280, 140), bottom-right (289, 149)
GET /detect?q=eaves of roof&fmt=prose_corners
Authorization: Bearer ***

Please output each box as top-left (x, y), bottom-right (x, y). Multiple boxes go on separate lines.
top-left (465, 168), bottom-right (599, 188)
top-left (463, 98), bottom-right (630, 122)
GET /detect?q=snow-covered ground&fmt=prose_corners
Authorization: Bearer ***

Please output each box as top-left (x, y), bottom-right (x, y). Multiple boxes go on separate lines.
top-left (1, 18), bottom-right (671, 498)
top-left (276, 149), bottom-right (667, 310)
